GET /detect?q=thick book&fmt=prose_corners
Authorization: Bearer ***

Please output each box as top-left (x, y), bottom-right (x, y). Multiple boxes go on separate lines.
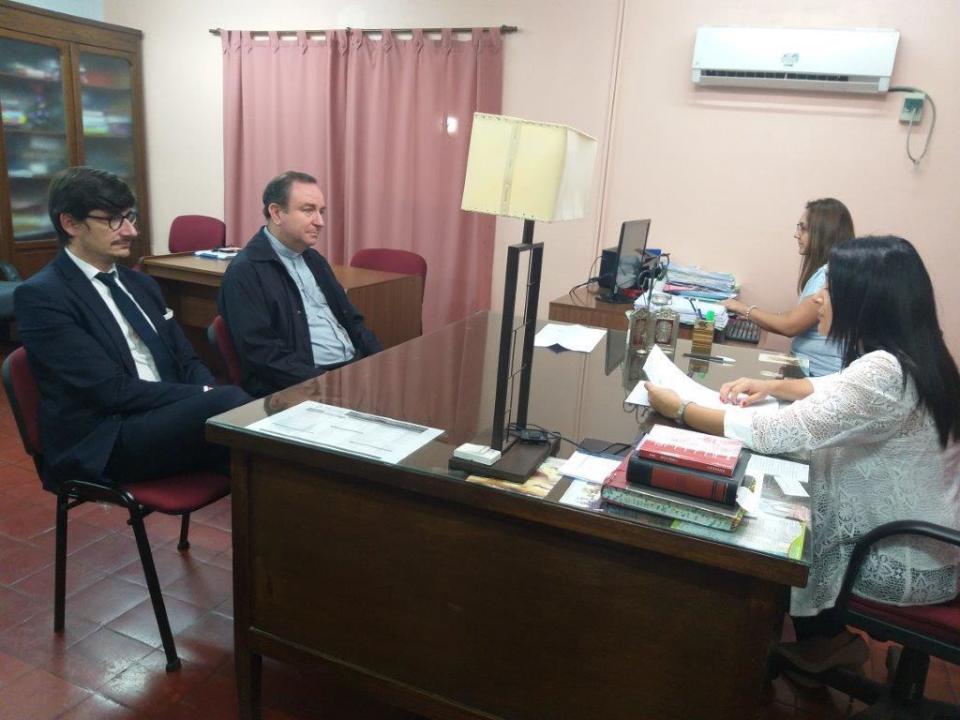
top-left (626, 451), bottom-right (749, 507)
top-left (602, 457), bottom-right (748, 531)
top-left (636, 425), bottom-right (743, 477)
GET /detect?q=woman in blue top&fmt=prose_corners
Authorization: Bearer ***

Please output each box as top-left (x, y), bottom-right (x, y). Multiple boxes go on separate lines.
top-left (723, 198), bottom-right (854, 376)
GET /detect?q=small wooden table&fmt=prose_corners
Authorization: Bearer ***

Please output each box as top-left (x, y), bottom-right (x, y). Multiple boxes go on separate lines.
top-left (548, 286), bottom-right (638, 331)
top-left (208, 313), bottom-right (810, 720)
top-left (141, 253), bottom-right (422, 364)
top-left (549, 286), bottom-right (768, 348)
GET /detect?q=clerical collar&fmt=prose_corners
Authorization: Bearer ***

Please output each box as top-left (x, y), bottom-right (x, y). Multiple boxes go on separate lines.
top-left (263, 226), bottom-right (302, 260)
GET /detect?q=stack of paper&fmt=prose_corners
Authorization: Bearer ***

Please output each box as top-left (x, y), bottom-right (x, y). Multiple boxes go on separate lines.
top-left (194, 248), bottom-right (240, 260)
top-left (663, 264), bottom-right (738, 301)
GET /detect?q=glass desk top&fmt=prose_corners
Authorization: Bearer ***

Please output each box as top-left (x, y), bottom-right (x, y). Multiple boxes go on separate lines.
top-left (208, 311), bottom-right (811, 579)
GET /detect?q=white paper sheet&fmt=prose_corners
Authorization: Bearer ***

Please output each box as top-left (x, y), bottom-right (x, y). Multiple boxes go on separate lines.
top-left (771, 475), bottom-right (809, 497)
top-left (533, 323), bottom-right (606, 353)
top-left (746, 455), bottom-right (810, 484)
top-left (246, 401), bottom-right (444, 464)
top-left (626, 345), bottom-right (779, 413)
top-left (558, 452), bottom-right (622, 485)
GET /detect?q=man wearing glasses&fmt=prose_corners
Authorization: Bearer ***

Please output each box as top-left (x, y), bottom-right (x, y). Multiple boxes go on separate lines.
top-left (14, 166), bottom-right (250, 488)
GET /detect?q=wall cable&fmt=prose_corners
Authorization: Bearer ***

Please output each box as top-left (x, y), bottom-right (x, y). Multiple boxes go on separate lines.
top-left (888, 86), bottom-right (937, 166)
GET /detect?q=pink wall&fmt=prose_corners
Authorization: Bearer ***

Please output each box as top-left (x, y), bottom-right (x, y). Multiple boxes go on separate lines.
top-left (102, 0), bottom-right (959, 356)
top-left (599, 1), bottom-right (960, 356)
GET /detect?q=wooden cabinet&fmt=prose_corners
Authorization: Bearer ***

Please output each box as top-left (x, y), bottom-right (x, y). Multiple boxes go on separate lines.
top-left (0, 1), bottom-right (149, 278)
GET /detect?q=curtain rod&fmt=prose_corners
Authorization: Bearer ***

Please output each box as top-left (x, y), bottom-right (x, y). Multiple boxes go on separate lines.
top-left (209, 25), bottom-right (517, 36)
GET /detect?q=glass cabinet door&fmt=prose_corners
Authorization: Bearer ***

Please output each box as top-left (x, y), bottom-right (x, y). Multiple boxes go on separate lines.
top-left (77, 51), bottom-right (136, 186)
top-left (0, 36), bottom-right (70, 241)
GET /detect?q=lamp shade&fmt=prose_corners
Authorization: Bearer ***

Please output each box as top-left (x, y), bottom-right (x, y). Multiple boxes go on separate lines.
top-left (461, 113), bottom-right (598, 222)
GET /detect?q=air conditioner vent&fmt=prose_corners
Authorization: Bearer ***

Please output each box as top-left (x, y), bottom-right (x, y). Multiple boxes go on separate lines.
top-left (701, 69), bottom-right (852, 83)
top-left (692, 27), bottom-right (899, 95)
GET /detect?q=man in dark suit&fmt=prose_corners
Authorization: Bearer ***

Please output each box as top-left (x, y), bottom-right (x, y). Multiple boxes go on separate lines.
top-left (218, 171), bottom-right (381, 397)
top-left (14, 167), bottom-right (250, 488)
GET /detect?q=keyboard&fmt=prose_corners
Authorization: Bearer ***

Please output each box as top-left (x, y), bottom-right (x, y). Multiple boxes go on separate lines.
top-left (724, 317), bottom-right (761, 344)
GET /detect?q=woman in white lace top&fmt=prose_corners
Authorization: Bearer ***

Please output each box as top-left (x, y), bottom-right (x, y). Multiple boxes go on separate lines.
top-left (647, 236), bottom-right (960, 670)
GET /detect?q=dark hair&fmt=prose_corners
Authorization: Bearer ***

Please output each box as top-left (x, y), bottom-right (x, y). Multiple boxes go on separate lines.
top-left (827, 235), bottom-right (960, 447)
top-left (261, 171), bottom-right (318, 219)
top-left (48, 166), bottom-right (136, 247)
top-left (798, 198), bottom-right (854, 293)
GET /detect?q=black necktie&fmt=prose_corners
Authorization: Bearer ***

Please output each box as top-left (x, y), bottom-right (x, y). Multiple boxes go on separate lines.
top-left (95, 271), bottom-right (178, 382)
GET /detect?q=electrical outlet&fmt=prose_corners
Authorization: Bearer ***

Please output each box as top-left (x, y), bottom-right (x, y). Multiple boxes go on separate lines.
top-left (900, 93), bottom-right (924, 123)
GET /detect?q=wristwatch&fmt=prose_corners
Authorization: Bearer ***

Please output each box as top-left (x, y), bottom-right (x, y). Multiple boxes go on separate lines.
top-left (675, 400), bottom-right (694, 425)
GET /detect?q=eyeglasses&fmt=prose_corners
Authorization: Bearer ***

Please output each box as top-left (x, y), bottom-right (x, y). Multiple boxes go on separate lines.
top-left (86, 210), bottom-right (138, 230)
top-left (795, 221), bottom-right (808, 234)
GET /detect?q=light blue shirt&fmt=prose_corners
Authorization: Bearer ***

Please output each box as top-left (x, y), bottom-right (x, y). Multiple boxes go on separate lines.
top-left (791, 264), bottom-right (843, 377)
top-left (264, 227), bottom-right (355, 367)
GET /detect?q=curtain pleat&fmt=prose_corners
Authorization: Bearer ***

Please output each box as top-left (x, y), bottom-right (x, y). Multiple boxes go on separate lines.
top-left (221, 28), bottom-right (503, 334)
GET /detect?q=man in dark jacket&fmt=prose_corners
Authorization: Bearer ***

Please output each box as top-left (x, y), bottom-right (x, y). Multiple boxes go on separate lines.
top-left (15, 167), bottom-right (250, 488)
top-left (218, 171), bottom-right (381, 397)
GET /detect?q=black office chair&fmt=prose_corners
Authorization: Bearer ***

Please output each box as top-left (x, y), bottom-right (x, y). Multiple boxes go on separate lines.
top-left (778, 520), bottom-right (960, 718)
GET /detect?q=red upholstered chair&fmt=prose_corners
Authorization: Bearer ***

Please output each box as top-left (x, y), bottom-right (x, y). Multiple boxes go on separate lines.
top-left (2, 347), bottom-right (230, 672)
top-left (787, 520), bottom-right (960, 717)
top-left (207, 315), bottom-right (243, 386)
top-left (350, 248), bottom-right (427, 334)
top-left (168, 214), bottom-right (226, 253)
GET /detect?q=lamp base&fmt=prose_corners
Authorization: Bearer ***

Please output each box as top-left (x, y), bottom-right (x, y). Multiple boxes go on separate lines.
top-left (449, 434), bottom-right (558, 484)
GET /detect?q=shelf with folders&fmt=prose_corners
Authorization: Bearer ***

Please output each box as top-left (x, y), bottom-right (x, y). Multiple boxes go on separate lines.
top-left (0, 47), bottom-right (70, 243)
top-left (0, 39), bottom-right (61, 82)
top-left (80, 89), bottom-right (133, 138)
top-left (0, 35), bottom-right (69, 245)
top-left (83, 137), bottom-right (134, 179)
top-left (10, 177), bottom-right (54, 239)
top-left (79, 54), bottom-right (134, 153)
top-left (3, 127), bottom-right (66, 137)
top-left (0, 3), bottom-right (150, 277)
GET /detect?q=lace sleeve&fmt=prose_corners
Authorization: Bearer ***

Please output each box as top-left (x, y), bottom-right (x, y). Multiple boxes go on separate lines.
top-left (748, 351), bottom-right (912, 455)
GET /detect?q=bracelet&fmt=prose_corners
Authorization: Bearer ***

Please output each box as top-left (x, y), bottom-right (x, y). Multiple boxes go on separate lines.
top-left (676, 400), bottom-right (694, 426)
top-left (745, 304), bottom-right (758, 320)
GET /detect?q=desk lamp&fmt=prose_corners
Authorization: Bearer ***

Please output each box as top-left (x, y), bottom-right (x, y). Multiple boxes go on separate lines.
top-left (451, 112), bottom-right (598, 482)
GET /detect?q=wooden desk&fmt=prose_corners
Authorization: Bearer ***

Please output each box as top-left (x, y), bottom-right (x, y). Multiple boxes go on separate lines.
top-left (548, 286), bottom-right (637, 331)
top-left (208, 314), bottom-right (809, 720)
top-left (549, 286), bottom-right (769, 348)
top-left (140, 253), bottom-right (423, 359)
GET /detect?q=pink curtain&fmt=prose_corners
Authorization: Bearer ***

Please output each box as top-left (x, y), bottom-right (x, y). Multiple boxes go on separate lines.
top-left (222, 28), bottom-right (503, 332)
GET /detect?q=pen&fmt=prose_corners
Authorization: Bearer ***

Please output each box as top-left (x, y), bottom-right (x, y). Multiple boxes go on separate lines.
top-left (684, 352), bottom-right (735, 363)
top-left (687, 298), bottom-right (704, 320)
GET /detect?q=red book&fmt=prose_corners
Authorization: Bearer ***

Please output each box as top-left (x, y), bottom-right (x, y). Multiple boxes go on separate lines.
top-left (601, 453), bottom-right (746, 527)
top-left (636, 425), bottom-right (743, 477)
top-left (626, 453), bottom-right (748, 506)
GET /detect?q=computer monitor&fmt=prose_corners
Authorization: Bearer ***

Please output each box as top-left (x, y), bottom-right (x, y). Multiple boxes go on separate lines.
top-left (599, 219), bottom-right (652, 302)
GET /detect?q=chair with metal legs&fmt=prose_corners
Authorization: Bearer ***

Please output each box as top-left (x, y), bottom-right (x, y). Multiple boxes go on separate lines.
top-left (2, 346), bottom-right (231, 672)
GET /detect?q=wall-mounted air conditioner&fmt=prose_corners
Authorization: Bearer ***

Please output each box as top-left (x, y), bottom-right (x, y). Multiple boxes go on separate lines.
top-left (692, 27), bottom-right (900, 94)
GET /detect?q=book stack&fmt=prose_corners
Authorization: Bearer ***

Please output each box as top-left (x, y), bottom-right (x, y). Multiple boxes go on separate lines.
top-left (602, 425), bottom-right (751, 531)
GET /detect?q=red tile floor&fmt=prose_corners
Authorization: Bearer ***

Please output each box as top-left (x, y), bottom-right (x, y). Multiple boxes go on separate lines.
top-left (1, 364), bottom-right (958, 719)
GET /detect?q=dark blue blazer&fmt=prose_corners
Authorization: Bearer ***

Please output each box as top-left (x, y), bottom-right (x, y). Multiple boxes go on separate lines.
top-left (14, 251), bottom-right (215, 486)
top-left (218, 229), bottom-right (382, 397)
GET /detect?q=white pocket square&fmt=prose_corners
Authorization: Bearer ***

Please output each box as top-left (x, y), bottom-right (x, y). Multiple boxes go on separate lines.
top-left (163, 308), bottom-right (175, 320)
